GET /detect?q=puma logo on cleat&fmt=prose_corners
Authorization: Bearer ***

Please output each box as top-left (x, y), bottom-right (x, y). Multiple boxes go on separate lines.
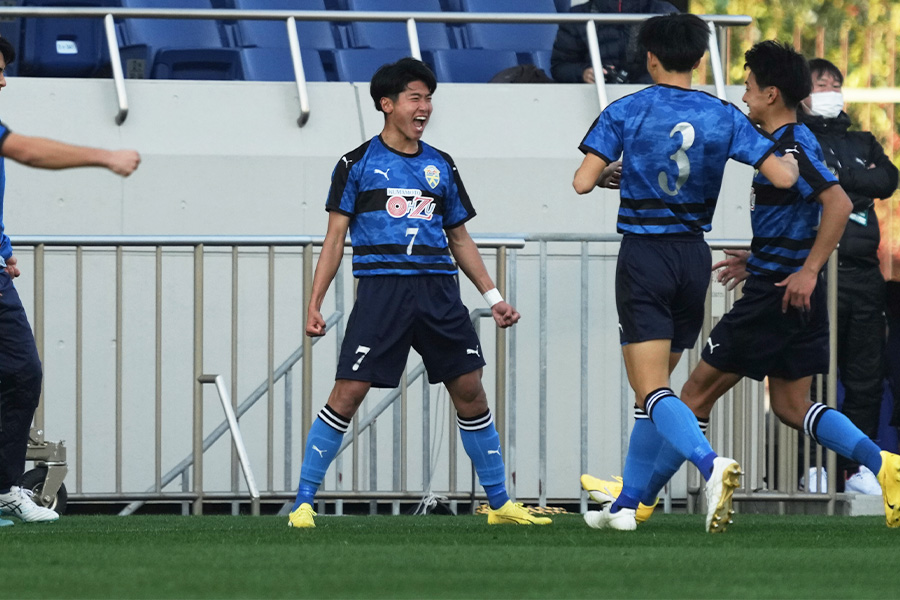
top-left (312, 445), bottom-right (327, 458)
top-left (706, 338), bottom-right (720, 354)
top-left (374, 168), bottom-right (390, 180)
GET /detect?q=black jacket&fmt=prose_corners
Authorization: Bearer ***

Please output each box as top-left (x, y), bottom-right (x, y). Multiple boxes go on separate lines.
top-left (550, 0), bottom-right (677, 84)
top-left (799, 111), bottom-right (899, 266)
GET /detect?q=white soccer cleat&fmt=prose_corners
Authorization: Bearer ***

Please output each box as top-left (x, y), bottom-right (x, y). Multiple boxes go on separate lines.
top-left (705, 457), bottom-right (741, 534)
top-left (0, 486), bottom-right (60, 523)
top-left (583, 505), bottom-right (637, 531)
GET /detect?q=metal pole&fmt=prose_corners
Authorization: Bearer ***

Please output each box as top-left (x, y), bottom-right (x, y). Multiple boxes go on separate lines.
top-left (192, 244), bottom-right (204, 515)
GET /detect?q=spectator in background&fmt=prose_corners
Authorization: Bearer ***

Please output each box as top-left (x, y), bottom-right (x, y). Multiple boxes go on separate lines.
top-left (798, 58), bottom-right (900, 494)
top-left (550, 0), bottom-right (678, 84)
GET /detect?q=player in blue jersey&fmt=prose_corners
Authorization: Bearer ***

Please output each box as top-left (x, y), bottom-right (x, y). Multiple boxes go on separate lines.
top-left (592, 41), bottom-right (900, 531)
top-left (287, 58), bottom-right (550, 528)
top-left (572, 14), bottom-right (800, 533)
top-left (0, 36), bottom-right (140, 527)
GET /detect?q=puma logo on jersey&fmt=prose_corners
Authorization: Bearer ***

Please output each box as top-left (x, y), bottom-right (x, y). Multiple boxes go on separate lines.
top-left (374, 168), bottom-right (390, 180)
top-left (706, 338), bottom-right (721, 354)
top-left (312, 445), bottom-right (327, 458)
top-left (341, 156), bottom-right (352, 167)
top-left (467, 346), bottom-right (480, 357)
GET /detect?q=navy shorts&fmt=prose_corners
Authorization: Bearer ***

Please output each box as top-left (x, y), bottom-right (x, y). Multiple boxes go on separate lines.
top-left (615, 234), bottom-right (712, 352)
top-left (701, 274), bottom-right (829, 381)
top-left (336, 275), bottom-right (486, 388)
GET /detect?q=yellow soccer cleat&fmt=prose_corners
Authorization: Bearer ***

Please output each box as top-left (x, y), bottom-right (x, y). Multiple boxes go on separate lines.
top-left (487, 501), bottom-right (552, 525)
top-left (877, 451), bottom-right (900, 528)
top-left (288, 503), bottom-right (317, 528)
top-left (580, 474), bottom-right (658, 523)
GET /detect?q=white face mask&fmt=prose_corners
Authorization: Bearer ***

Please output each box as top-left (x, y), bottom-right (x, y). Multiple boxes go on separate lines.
top-left (809, 91), bottom-right (844, 119)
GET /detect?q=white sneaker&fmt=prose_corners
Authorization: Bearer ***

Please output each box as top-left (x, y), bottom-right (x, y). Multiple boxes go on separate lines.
top-left (705, 457), bottom-right (741, 534)
top-left (803, 467), bottom-right (828, 493)
top-left (0, 486), bottom-right (59, 523)
top-left (845, 466), bottom-right (882, 495)
top-left (583, 505), bottom-right (637, 531)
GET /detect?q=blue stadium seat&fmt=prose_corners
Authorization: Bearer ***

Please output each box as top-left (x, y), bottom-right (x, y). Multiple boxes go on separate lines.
top-left (530, 49), bottom-right (552, 75)
top-left (428, 48), bottom-right (517, 83)
top-left (345, 0), bottom-right (450, 51)
top-left (331, 47), bottom-right (409, 82)
top-left (18, 0), bottom-right (118, 77)
top-left (240, 46), bottom-right (327, 81)
top-left (118, 0), bottom-right (242, 80)
top-left (460, 0), bottom-right (557, 54)
top-left (554, 0), bottom-right (570, 11)
top-left (231, 0), bottom-right (337, 51)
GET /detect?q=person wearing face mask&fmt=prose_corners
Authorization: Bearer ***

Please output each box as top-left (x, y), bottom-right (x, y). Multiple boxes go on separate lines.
top-left (798, 58), bottom-right (899, 495)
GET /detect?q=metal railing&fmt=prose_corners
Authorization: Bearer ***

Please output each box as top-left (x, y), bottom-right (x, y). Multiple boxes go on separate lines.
top-left (0, 7), bottom-right (751, 125)
top-left (12, 234), bottom-right (841, 517)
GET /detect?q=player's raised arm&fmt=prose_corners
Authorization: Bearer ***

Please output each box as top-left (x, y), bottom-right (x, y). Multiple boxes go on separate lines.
top-left (446, 224), bottom-right (520, 329)
top-left (757, 152), bottom-right (799, 189)
top-left (1, 133), bottom-right (140, 176)
top-left (573, 152), bottom-right (611, 194)
top-left (306, 211), bottom-right (350, 337)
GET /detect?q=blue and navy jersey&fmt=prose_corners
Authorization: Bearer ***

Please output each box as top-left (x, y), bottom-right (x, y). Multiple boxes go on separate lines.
top-left (0, 120), bottom-right (10, 262)
top-left (747, 123), bottom-right (838, 278)
top-left (579, 85), bottom-right (776, 235)
top-left (326, 135), bottom-right (475, 277)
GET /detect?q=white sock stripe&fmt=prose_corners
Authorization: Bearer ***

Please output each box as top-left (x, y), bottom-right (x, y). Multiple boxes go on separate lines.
top-left (318, 406), bottom-right (350, 433)
top-left (633, 405), bottom-right (649, 420)
top-left (803, 403), bottom-right (829, 442)
top-left (457, 410), bottom-right (494, 431)
top-left (644, 388), bottom-right (675, 420)
top-left (698, 419), bottom-right (709, 434)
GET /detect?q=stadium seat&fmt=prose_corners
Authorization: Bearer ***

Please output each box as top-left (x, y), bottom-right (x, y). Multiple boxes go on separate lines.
top-left (554, 0), bottom-right (570, 11)
top-left (529, 49), bottom-right (552, 76)
top-left (345, 0), bottom-right (450, 51)
top-left (231, 0), bottom-right (338, 51)
top-left (459, 0), bottom-right (557, 54)
top-left (331, 47), bottom-right (409, 82)
top-left (428, 48), bottom-right (518, 83)
top-left (18, 0), bottom-right (118, 77)
top-left (118, 0), bottom-right (242, 80)
top-left (240, 46), bottom-right (327, 81)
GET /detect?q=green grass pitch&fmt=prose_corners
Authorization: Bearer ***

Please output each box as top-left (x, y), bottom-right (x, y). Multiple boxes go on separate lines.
top-left (1, 512), bottom-right (894, 599)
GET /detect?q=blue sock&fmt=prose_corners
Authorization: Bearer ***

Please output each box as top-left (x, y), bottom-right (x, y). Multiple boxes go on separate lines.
top-left (292, 405), bottom-right (350, 511)
top-left (612, 409), bottom-right (663, 513)
top-left (804, 403), bottom-right (883, 475)
top-left (458, 410), bottom-right (509, 509)
top-left (645, 388), bottom-right (717, 480)
top-left (642, 418), bottom-right (708, 505)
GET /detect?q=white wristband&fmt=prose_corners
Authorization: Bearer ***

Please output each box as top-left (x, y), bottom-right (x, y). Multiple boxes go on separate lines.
top-left (483, 288), bottom-right (503, 307)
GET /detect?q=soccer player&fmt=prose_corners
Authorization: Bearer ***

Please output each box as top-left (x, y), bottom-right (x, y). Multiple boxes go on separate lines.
top-left (0, 36), bottom-right (140, 526)
top-left (572, 14), bottom-right (800, 533)
top-left (589, 41), bottom-right (900, 531)
top-left (287, 57), bottom-right (550, 528)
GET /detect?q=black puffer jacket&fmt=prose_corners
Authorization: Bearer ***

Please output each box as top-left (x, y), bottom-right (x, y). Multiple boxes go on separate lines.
top-left (550, 0), bottom-right (678, 83)
top-left (799, 111), bottom-right (899, 266)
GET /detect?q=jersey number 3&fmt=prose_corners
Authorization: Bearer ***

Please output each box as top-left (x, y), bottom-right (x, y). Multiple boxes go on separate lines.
top-left (658, 122), bottom-right (695, 196)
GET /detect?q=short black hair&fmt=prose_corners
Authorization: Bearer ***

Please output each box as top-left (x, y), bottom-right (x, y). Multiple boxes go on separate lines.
top-left (369, 57), bottom-right (437, 112)
top-left (744, 41), bottom-right (811, 110)
top-left (0, 36), bottom-right (15, 66)
top-left (808, 58), bottom-right (844, 85)
top-left (638, 13), bottom-right (709, 73)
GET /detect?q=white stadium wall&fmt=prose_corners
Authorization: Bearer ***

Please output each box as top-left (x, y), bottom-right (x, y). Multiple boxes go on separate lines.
top-left (4, 78), bottom-right (756, 507)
